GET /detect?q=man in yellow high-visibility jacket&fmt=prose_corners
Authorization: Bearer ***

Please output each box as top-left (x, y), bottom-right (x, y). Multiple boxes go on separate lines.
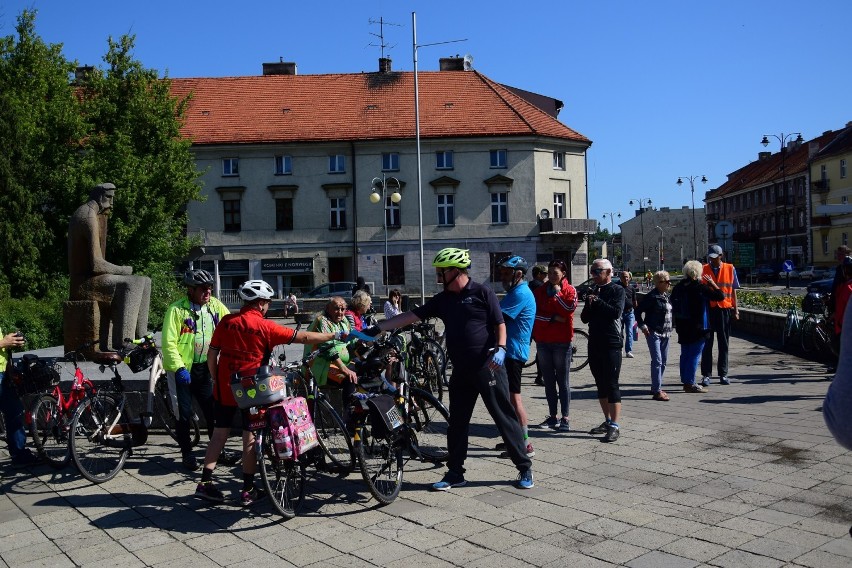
top-left (700, 245), bottom-right (740, 386)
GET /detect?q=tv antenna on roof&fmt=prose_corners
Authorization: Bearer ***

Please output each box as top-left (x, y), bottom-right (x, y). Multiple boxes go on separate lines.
top-left (368, 17), bottom-right (402, 60)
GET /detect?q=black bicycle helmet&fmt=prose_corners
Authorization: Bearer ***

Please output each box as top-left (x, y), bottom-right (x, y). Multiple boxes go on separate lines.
top-left (184, 269), bottom-right (214, 287)
top-left (497, 255), bottom-right (528, 274)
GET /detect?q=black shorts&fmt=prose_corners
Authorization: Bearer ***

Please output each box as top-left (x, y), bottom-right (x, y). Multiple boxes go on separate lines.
top-left (505, 358), bottom-right (523, 394)
top-left (213, 401), bottom-right (251, 430)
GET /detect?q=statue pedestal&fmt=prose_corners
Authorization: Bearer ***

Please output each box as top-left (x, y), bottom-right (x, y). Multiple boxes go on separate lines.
top-left (63, 300), bottom-right (110, 354)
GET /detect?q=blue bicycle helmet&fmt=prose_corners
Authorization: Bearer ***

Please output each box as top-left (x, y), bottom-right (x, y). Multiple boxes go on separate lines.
top-left (497, 255), bottom-right (528, 274)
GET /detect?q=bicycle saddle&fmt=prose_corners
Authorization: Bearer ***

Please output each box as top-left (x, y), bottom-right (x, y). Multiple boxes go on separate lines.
top-left (91, 351), bottom-right (123, 365)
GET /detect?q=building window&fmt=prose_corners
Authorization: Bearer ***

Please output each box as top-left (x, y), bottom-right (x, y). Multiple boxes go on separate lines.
top-left (222, 158), bottom-right (239, 176)
top-left (382, 152), bottom-right (399, 172)
top-left (223, 199), bottom-right (240, 232)
top-left (275, 198), bottom-right (293, 231)
top-left (842, 159), bottom-right (848, 179)
top-left (843, 196), bottom-right (849, 205)
top-left (770, 216), bottom-right (775, 231)
top-left (330, 197), bottom-right (346, 229)
top-left (274, 155), bottom-right (292, 175)
top-left (437, 194), bottom-right (454, 226)
top-left (491, 192), bottom-right (508, 224)
top-left (436, 151), bottom-right (454, 170)
top-left (552, 151), bottom-right (565, 170)
top-left (823, 236), bottom-right (829, 255)
top-left (772, 244), bottom-right (777, 259)
top-left (489, 252), bottom-right (512, 282)
top-left (384, 255), bottom-right (405, 285)
top-left (385, 196), bottom-right (401, 228)
top-left (553, 193), bottom-right (566, 219)
top-left (844, 232), bottom-right (848, 246)
top-left (490, 149), bottom-right (507, 168)
top-left (798, 210), bottom-right (805, 228)
top-left (821, 165), bottom-right (827, 180)
top-left (329, 154), bottom-right (346, 173)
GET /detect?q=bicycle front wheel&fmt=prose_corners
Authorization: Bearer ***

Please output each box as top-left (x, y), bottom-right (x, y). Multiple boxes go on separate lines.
top-left (30, 394), bottom-right (71, 469)
top-left (154, 374), bottom-right (200, 447)
top-left (356, 418), bottom-right (403, 505)
top-left (70, 394), bottom-right (128, 483)
top-left (570, 330), bottom-right (590, 372)
top-left (420, 351), bottom-right (444, 402)
top-left (314, 396), bottom-right (355, 474)
top-left (258, 429), bottom-right (305, 519)
top-left (408, 388), bottom-right (449, 463)
top-left (799, 317), bottom-right (815, 353)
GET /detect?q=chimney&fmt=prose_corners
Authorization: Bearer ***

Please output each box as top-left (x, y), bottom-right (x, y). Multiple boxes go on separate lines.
top-left (262, 59), bottom-right (297, 76)
top-left (74, 65), bottom-right (94, 84)
top-left (378, 57), bottom-right (392, 73)
top-left (439, 56), bottom-right (464, 71)
top-left (758, 151), bottom-right (771, 160)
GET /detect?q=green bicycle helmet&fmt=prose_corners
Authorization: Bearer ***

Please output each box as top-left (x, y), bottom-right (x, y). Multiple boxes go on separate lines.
top-left (432, 248), bottom-right (471, 269)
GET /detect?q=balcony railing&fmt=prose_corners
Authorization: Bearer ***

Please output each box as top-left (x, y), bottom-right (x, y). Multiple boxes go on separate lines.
top-left (812, 179), bottom-right (830, 192)
top-left (538, 218), bottom-right (598, 234)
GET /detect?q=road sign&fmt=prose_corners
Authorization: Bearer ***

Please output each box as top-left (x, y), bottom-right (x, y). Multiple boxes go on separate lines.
top-left (783, 260), bottom-right (794, 273)
top-left (787, 245), bottom-right (803, 255)
top-left (732, 243), bottom-right (755, 268)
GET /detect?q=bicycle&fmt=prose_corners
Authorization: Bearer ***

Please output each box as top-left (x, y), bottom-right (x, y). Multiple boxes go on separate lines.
top-left (781, 295), bottom-right (802, 349)
top-left (404, 321), bottom-right (447, 401)
top-left (68, 334), bottom-right (164, 483)
top-left (348, 329), bottom-right (450, 505)
top-left (28, 341), bottom-right (100, 468)
top-left (523, 328), bottom-right (590, 372)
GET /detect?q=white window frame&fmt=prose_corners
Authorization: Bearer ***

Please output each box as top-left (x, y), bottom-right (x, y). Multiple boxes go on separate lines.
top-left (274, 155), bottom-right (292, 175)
top-left (552, 151), bottom-right (565, 170)
top-left (330, 197), bottom-right (346, 229)
top-left (553, 193), bottom-right (566, 219)
top-left (329, 154), bottom-right (346, 173)
top-left (385, 196), bottom-right (401, 228)
top-left (436, 150), bottom-right (454, 170)
top-left (841, 159), bottom-right (848, 179)
top-left (489, 149), bottom-right (507, 168)
top-left (823, 236), bottom-right (829, 255)
top-left (821, 164), bottom-right (828, 180)
top-left (222, 157), bottom-right (239, 176)
top-left (491, 192), bottom-right (508, 224)
top-left (382, 152), bottom-right (400, 172)
top-left (437, 194), bottom-right (454, 226)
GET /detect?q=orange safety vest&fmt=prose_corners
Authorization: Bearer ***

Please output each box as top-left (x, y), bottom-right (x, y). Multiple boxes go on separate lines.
top-left (702, 262), bottom-right (735, 309)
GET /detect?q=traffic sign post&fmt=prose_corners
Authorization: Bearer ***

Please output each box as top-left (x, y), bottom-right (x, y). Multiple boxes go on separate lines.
top-left (782, 259), bottom-right (794, 290)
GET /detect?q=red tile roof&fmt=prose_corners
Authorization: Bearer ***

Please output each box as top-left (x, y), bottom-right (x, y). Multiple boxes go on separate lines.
top-left (169, 70), bottom-right (590, 146)
top-left (707, 129), bottom-right (842, 200)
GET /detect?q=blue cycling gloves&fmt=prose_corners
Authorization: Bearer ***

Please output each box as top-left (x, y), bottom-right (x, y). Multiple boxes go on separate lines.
top-left (175, 367), bottom-right (192, 385)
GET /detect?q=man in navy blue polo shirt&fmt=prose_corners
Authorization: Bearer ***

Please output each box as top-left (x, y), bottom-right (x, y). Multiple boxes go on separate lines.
top-left (365, 248), bottom-right (534, 490)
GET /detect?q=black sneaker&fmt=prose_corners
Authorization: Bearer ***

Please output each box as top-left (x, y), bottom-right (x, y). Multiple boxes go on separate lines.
top-left (195, 482), bottom-right (225, 503)
top-left (11, 449), bottom-right (40, 469)
top-left (589, 421), bottom-right (609, 435)
top-left (537, 416), bottom-right (558, 429)
top-left (182, 454), bottom-right (199, 471)
top-left (431, 471), bottom-right (467, 491)
top-left (602, 424), bottom-right (620, 443)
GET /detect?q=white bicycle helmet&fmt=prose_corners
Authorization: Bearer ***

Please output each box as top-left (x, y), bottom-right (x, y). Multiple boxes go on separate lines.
top-left (238, 280), bottom-right (275, 301)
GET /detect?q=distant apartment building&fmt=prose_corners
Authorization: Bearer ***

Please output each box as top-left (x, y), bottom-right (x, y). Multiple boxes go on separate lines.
top-left (618, 206), bottom-right (706, 272)
top-left (170, 57), bottom-right (595, 298)
top-left (810, 123), bottom-right (852, 267)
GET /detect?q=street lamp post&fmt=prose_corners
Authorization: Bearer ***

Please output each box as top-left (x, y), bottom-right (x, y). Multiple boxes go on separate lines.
top-left (370, 175), bottom-right (402, 296)
top-left (761, 132), bottom-right (803, 290)
top-left (654, 225), bottom-right (678, 271)
top-left (602, 211), bottom-right (621, 265)
top-left (628, 198), bottom-right (652, 273)
top-left (676, 175), bottom-right (708, 261)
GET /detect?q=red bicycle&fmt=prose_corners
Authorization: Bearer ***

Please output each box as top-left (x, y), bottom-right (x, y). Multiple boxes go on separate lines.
top-left (29, 342), bottom-right (101, 468)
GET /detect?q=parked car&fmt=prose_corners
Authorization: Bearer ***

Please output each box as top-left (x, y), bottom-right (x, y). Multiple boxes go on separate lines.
top-left (778, 269), bottom-right (799, 279)
top-left (750, 265), bottom-right (778, 282)
top-left (797, 266), bottom-right (827, 280)
top-left (807, 278), bottom-right (834, 296)
top-left (304, 281), bottom-right (358, 298)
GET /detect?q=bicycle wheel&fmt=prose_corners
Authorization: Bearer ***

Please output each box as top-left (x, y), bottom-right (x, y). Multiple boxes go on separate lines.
top-left (419, 351), bottom-right (444, 402)
top-left (154, 374), bottom-right (200, 447)
top-left (356, 417), bottom-right (403, 505)
top-left (314, 396), bottom-right (355, 474)
top-left (422, 338), bottom-right (447, 376)
top-left (570, 329), bottom-right (590, 372)
top-left (408, 387), bottom-right (449, 463)
top-left (523, 352), bottom-right (538, 369)
top-left (70, 394), bottom-right (129, 483)
top-left (258, 428), bottom-right (305, 519)
top-left (30, 394), bottom-right (71, 468)
top-left (799, 317), bottom-right (815, 353)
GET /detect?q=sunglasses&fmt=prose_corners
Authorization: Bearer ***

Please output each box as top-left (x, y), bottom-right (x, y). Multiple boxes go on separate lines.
top-left (590, 268), bottom-right (606, 275)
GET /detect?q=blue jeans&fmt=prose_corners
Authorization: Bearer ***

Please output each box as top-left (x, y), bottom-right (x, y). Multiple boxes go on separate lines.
top-left (679, 339), bottom-right (706, 385)
top-left (622, 311), bottom-right (635, 353)
top-left (537, 342), bottom-right (571, 417)
top-left (645, 333), bottom-right (669, 393)
top-left (0, 372), bottom-right (28, 458)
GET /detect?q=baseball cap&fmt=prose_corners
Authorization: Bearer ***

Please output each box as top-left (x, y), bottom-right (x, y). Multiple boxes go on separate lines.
top-left (707, 245), bottom-right (723, 259)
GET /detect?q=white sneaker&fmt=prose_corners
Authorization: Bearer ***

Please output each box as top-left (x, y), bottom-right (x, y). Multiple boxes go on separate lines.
top-left (625, 352), bottom-right (634, 358)
top-left (701, 376), bottom-right (711, 387)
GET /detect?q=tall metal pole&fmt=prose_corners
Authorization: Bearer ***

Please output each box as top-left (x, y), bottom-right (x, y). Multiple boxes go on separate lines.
top-left (629, 198), bottom-right (652, 273)
top-left (602, 211), bottom-right (621, 265)
top-left (676, 175), bottom-right (707, 260)
top-left (761, 132), bottom-right (802, 290)
top-left (412, 12), bottom-right (425, 304)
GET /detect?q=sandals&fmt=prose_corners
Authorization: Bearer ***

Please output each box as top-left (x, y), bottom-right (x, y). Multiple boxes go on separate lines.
top-left (652, 390), bottom-right (670, 401)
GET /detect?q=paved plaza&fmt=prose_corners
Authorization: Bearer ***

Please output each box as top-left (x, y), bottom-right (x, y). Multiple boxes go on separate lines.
top-left (1, 331), bottom-right (851, 567)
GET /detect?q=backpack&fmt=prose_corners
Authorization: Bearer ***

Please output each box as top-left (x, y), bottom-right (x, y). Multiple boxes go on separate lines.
top-left (669, 283), bottom-right (690, 321)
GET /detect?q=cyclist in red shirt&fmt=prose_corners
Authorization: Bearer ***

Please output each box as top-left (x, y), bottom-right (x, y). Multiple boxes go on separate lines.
top-left (195, 279), bottom-right (372, 505)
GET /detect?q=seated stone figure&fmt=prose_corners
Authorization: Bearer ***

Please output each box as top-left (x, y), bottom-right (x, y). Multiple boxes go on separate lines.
top-left (67, 183), bottom-right (151, 352)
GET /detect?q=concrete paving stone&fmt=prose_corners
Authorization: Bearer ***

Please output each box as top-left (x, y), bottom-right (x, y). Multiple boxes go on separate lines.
top-left (697, 525), bottom-right (759, 548)
top-left (0, 528), bottom-right (50, 553)
top-left (467, 552), bottom-right (537, 568)
top-left (744, 507), bottom-right (808, 527)
top-left (0, 516), bottom-right (37, 538)
top-left (207, 541), bottom-right (281, 566)
top-left (818, 535), bottom-right (852, 557)
top-left (352, 538), bottom-right (436, 566)
top-left (608, 506), bottom-right (663, 527)
top-left (739, 537), bottom-right (818, 562)
top-left (384, 552), bottom-right (455, 568)
top-left (733, 490), bottom-right (783, 507)
top-left (542, 550), bottom-right (618, 567)
top-left (539, 526), bottom-right (606, 551)
top-left (433, 516), bottom-right (496, 539)
top-left (14, 552), bottom-right (76, 568)
top-left (660, 536), bottom-right (730, 563)
top-left (575, 517), bottom-right (636, 538)
top-left (717, 515), bottom-right (784, 537)
top-left (39, 515), bottom-right (98, 540)
top-left (707, 549), bottom-right (785, 567)
top-left (301, 555), bottom-right (370, 568)
top-left (645, 516), bottom-right (709, 537)
top-left (0, 539), bottom-right (64, 565)
top-left (392, 525), bottom-right (457, 553)
top-left (133, 539), bottom-right (198, 566)
top-left (615, 526), bottom-right (683, 549)
top-left (501, 539), bottom-right (572, 566)
top-left (184, 530), bottom-right (246, 553)
top-left (792, 489), bottom-right (848, 508)
top-left (653, 476), bottom-right (705, 492)
top-left (119, 529), bottom-right (176, 552)
top-left (151, 552), bottom-right (225, 568)
top-left (626, 550), bottom-right (700, 568)
top-left (660, 491), bottom-right (718, 508)
top-left (702, 498), bottom-right (758, 517)
top-left (580, 539), bottom-right (651, 565)
top-left (792, 549), bottom-right (852, 568)
top-left (63, 540), bottom-right (131, 565)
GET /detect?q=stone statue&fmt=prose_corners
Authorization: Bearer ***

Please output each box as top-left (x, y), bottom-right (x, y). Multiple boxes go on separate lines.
top-left (65, 183), bottom-right (151, 352)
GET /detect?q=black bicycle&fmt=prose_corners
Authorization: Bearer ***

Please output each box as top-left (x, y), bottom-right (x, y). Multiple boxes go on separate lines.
top-left (523, 328), bottom-right (590, 372)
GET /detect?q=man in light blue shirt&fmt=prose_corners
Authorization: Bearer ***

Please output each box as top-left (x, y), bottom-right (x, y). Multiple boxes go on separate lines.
top-left (496, 256), bottom-right (537, 458)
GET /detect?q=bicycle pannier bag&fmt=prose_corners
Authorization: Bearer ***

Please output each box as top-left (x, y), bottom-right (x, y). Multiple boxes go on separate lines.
top-left (13, 354), bottom-right (60, 396)
top-left (802, 292), bottom-right (825, 315)
top-left (366, 394), bottom-right (404, 438)
top-left (267, 397), bottom-right (319, 459)
top-left (230, 366), bottom-right (287, 410)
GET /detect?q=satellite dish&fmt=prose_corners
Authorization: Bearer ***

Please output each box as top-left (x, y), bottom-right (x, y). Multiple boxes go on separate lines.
top-left (463, 53), bottom-right (474, 71)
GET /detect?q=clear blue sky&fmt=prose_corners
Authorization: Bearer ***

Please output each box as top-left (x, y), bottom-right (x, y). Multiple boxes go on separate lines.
top-left (3, 1), bottom-right (850, 234)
